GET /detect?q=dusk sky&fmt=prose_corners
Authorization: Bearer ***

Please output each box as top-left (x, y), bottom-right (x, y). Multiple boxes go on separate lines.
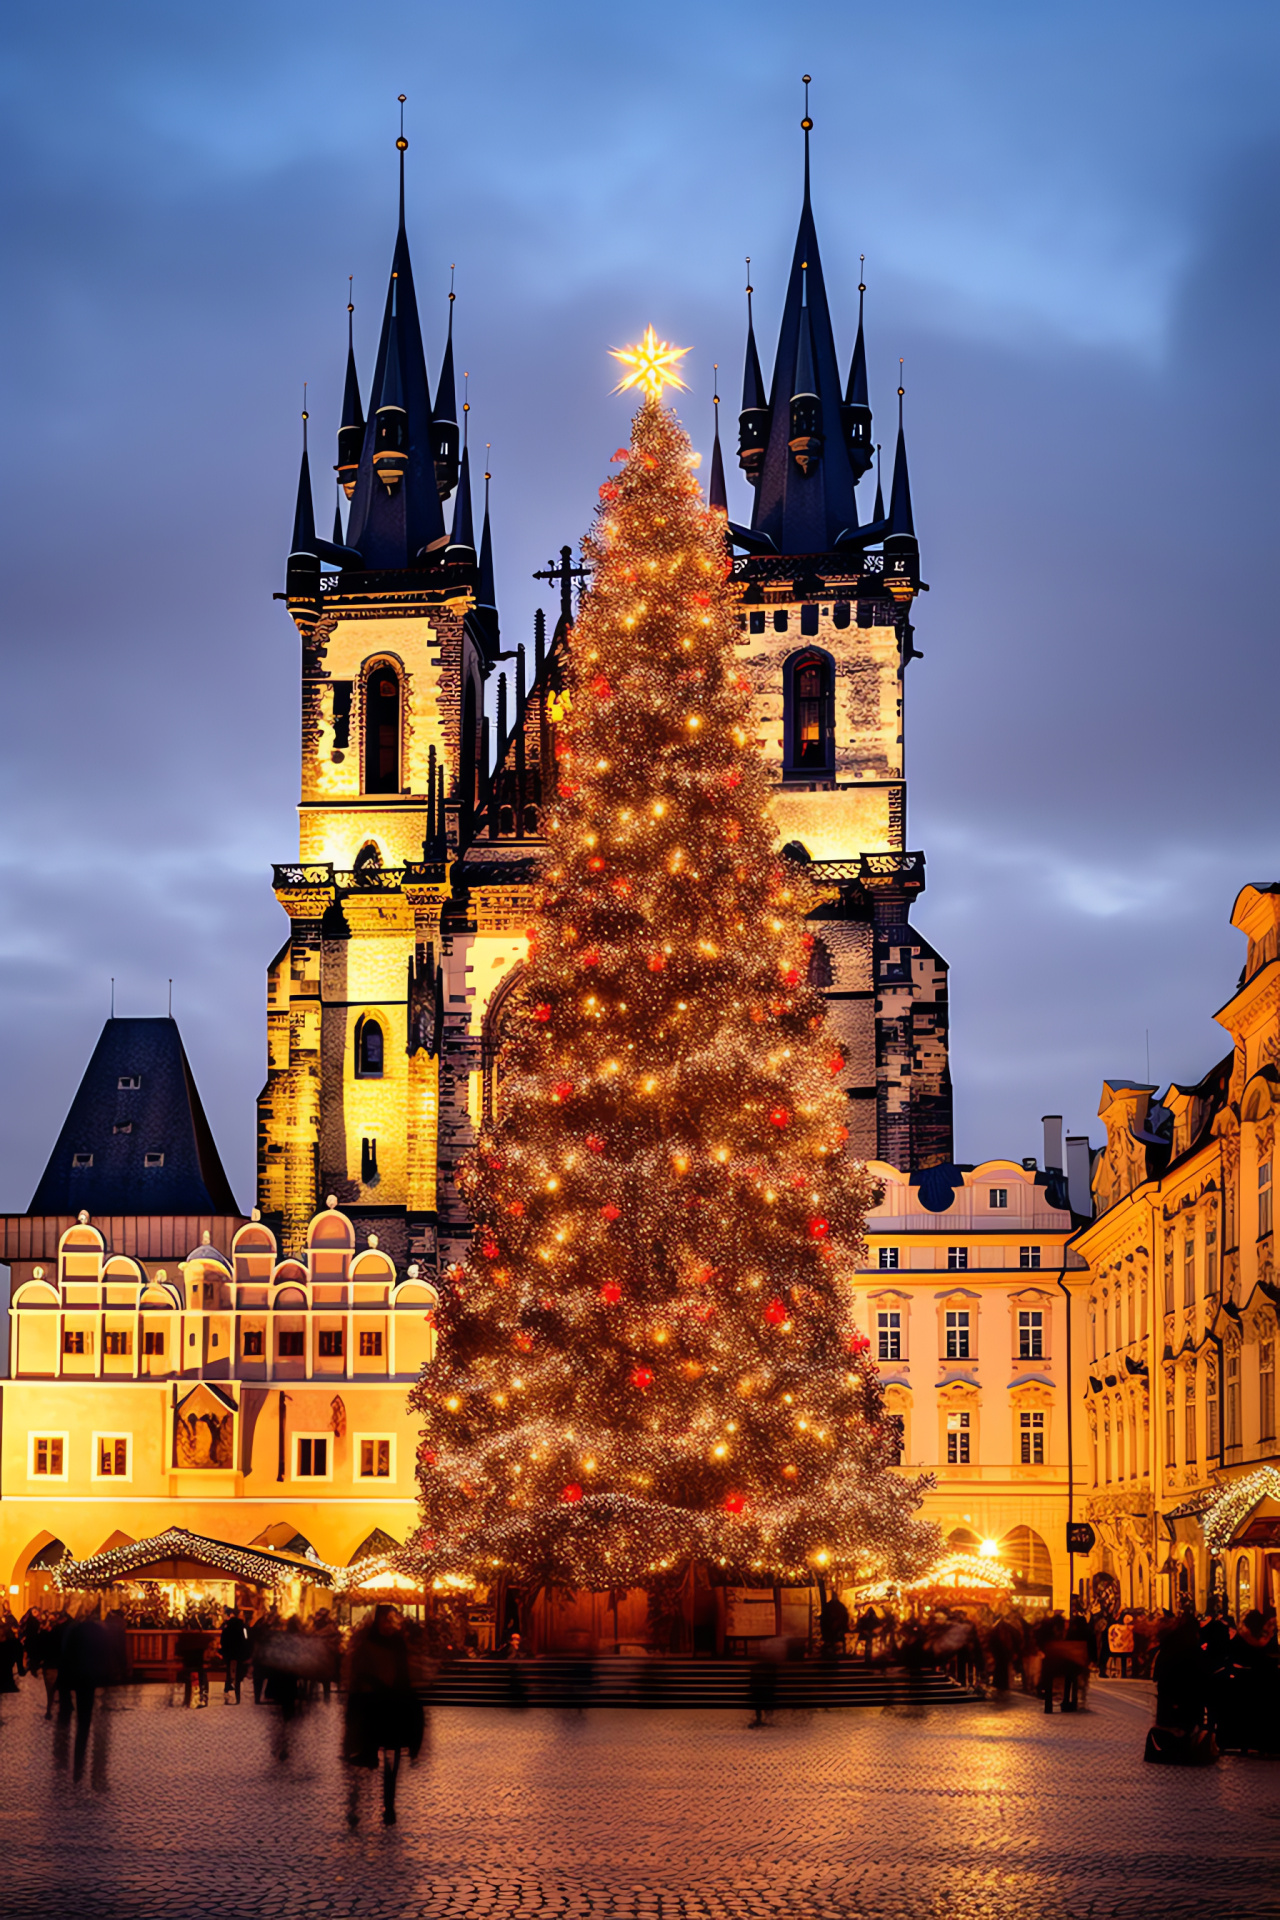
top-left (2, 0), bottom-right (1277, 1211)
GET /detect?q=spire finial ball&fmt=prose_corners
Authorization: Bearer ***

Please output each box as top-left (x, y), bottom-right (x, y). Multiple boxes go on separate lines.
top-left (801, 117), bottom-right (812, 131)
top-left (396, 136), bottom-right (408, 151)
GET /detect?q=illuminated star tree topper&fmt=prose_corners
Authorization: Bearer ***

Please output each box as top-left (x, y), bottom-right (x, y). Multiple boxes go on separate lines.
top-left (609, 325), bottom-right (692, 401)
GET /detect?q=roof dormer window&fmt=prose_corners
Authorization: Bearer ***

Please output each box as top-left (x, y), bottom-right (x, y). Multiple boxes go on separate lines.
top-left (118, 1075), bottom-right (141, 1091)
top-left (144, 1152), bottom-right (165, 1169)
top-left (72, 1153), bottom-right (93, 1169)
top-left (113, 1122), bottom-right (133, 1135)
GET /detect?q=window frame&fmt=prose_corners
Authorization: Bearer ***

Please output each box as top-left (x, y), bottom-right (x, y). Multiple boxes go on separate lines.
top-left (988, 1188), bottom-right (1008, 1210)
top-left (876, 1309), bottom-right (902, 1363)
top-left (944, 1309), bottom-right (971, 1360)
top-left (877, 1247), bottom-right (900, 1271)
top-left (90, 1432), bottom-right (132, 1482)
top-left (782, 646), bottom-right (836, 777)
top-left (317, 1328), bottom-right (345, 1359)
top-left (1019, 1409), bottom-right (1045, 1466)
top-left (354, 1433), bottom-right (396, 1482)
top-left (277, 1330), bottom-right (305, 1359)
top-left (1018, 1309), bottom-right (1045, 1360)
top-left (354, 1014), bottom-right (386, 1080)
top-left (242, 1327), bottom-right (265, 1357)
top-left (142, 1327), bottom-right (166, 1357)
top-left (946, 1247), bottom-right (968, 1272)
top-left (1019, 1246), bottom-right (1041, 1271)
top-left (946, 1409), bottom-right (972, 1465)
top-left (293, 1433), bottom-right (333, 1482)
top-left (358, 1329), bottom-right (384, 1358)
top-left (29, 1432), bottom-right (69, 1481)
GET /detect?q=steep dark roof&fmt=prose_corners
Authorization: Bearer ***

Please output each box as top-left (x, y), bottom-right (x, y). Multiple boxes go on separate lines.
top-left (29, 1018), bottom-right (239, 1216)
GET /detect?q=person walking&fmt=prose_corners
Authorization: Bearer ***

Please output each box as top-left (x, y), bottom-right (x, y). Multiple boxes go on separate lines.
top-left (220, 1608), bottom-right (250, 1703)
top-left (1061, 1609), bottom-right (1093, 1712)
top-left (176, 1619), bottom-right (210, 1708)
top-left (343, 1604), bottom-right (423, 1826)
top-left (855, 1606), bottom-right (879, 1666)
top-left (1108, 1612), bottom-right (1135, 1679)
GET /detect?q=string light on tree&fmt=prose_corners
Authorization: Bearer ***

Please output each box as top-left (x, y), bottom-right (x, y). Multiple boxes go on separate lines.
top-left (406, 373), bottom-right (939, 1599)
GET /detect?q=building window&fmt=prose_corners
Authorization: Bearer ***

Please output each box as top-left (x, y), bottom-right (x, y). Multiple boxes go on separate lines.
top-left (143, 1329), bottom-right (165, 1356)
top-left (243, 1329), bottom-right (264, 1356)
top-left (71, 1153), bottom-right (93, 1169)
top-left (1260, 1162), bottom-right (1273, 1237)
top-left (359, 1330), bottom-right (383, 1357)
top-left (1018, 1310), bottom-right (1044, 1359)
top-left (876, 1310), bottom-right (901, 1361)
top-left (1184, 1384), bottom-right (1198, 1465)
top-left (62, 1330), bottom-right (87, 1355)
top-left (786, 650), bottom-right (834, 772)
top-left (95, 1436), bottom-right (129, 1478)
top-left (944, 1310), bottom-right (971, 1360)
top-left (278, 1331), bottom-right (305, 1358)
top-left (1206, 1374), bottom-right (1219, 1458)
top-left (295, 1436), bottom-right (329, 1479)
top-left (332, 680), bottom-right (352, 750)
top-left (1226, 1352), bottom-right (1241, 1449)
top-left (1019, 1246), bottom-right (1041, 1270)
top-left (884, 1415), bottom-right (904, 1465)
top-left (946, 1410), bottom-right (971, 1464)
top-left (359, 1438), bottom-right (392, 1479)
top-left (355, 1017), bottom-right (385, 1079)
top-left (1183, 1239), bottom-right (1195, 1309)
top-left (103, 1331), bottom-right (132, 1356)
top-left (30, 1435), bottom-right (66, 1478)
top-left (1205, 1227), bottom-right (1219, 1296)
top-left (364, 668), bottom-right (401, 795)
top-left (1261, 1339), bottom-right (1275, 1441)
top-left (773, 609), bottom-right (788, 633)
top-left (117, 1075), bottom-right (141, 1091)
top-left (947, 1247), bottom-right (968, 1271)
top-left (749, 609), bottom-right (766, 634)
top-left (1020, 1410), bottom-right (1045, 1465)
top-left (988, 1189), bottom-right (1008, 1210)
top-left (318, 1330), bottom-right (344, 1358)
top-left (878, 1247), bottom-right (899, 1271)
top-left (1165, 1400), bottom-right (1177, 1468)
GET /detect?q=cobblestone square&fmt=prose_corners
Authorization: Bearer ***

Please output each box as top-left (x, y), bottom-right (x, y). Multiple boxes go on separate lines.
top-left (0, 1679), bottom-right (1275, 1920)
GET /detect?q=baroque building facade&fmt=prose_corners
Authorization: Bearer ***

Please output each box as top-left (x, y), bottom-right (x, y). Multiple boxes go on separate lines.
top-left (1066, 885), bottom-right (1280, 1620)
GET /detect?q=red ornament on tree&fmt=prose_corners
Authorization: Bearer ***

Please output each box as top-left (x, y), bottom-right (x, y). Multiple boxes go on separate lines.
top-left (647, 952), bottom-right (666, 971)
top-left (417, 1445), bottom-right (437, 1464)
top-left (768, 1106), bottom-right (791, 1129)
top-left (600, 1203), bottom-right (621, 1221)
top-left (561, 1483), bottom-right (584, 1503)
top-left (827, 1053), bottom-right (844, 1075)
top-left (808, 1217), bottom-right (830, 1240)
top-left (480, 1238), bottom-right (500, 1260)
top-left (581, 947), bottom-right (600, 967)
top-left (551, 1082), bottom-right (574, 1103)
top-left (723, 1491), bottom-right (746, 1515)
top-left (764, 1296), bottom-right (787, 1326)
top-left (630, 1365), bottom-right (654, 1391)
top-left (533, 1004), bottom-right (553, 1023)
top-left (585, 1134), bottom-right (606, 1154)
top-left (599, 1281), bottom-right (622, 1305)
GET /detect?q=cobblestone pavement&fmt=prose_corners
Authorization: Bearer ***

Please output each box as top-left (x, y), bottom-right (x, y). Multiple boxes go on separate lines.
top-left (0, 1678), bottom-right (1275, 1920)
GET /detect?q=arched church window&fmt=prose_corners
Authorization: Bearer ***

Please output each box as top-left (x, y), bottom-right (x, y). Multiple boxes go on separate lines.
top-left (363, 668), bottom-right (401, 795)
top-left (784, 649), bottom-right (835, 774)
top-left (355, 1017), bottom-right (384, 1079)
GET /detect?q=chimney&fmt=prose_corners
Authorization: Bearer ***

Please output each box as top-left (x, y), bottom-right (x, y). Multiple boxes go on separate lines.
top-left (1042, 1114), bottom-right (1064, 1173)
top-left (1066, 1135), bottom-right (1093, 1218)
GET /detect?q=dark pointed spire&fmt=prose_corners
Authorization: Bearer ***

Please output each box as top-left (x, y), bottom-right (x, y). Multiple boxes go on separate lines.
top-left (748, 78), bottom-right (860, 555)
top-left (737, 261), bottom-right (769, 483)
top-left (290, 402), bottom-right (317, 554)
top-left (332, 482), bottom-right (344, 546)
top-left (709, 366), bottom-right (727, 516)
top-left (336, 279), bottom-right (365, 499)
top-left (887, 365), bottom-right (914, 538)
top-left (432, 266), bottom-right (460, 499)
top-left (343, 98), bottom-right (447, 568)
top-left (841, 257), bottom-right (873, 481)
top-left (873, 441), bottom-right (884, 523)
top-left (286, 399), bottom-right (320, 634)
top-left (447, 375), bottom-right (475, 559)
top-left (477, 453), bottom-right (496, 614)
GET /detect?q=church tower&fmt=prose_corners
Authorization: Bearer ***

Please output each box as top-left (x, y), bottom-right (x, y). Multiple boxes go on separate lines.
top-left (724, 88), bottom-right (952, 1172)
top-left (259, 122), bottom-right (502, 1260)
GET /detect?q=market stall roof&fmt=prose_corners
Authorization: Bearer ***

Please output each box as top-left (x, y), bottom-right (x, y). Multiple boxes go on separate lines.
top-left (1202, 1467), bottom-right (1280, 1553)
top-left (53, 1526), bottom-right (333, 1591)
top-left (907, 1551), bottom-right (1015, 1593)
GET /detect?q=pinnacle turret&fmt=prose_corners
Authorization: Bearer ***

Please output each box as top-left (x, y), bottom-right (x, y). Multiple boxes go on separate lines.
top-left (432, 272), bottom-right (460, 500)
top-left (841, 263), bottom-right (873, 482)
top-left (709, 376), bottom-right (728, 516)
top-left (335, 284), bottom-right (365, 499)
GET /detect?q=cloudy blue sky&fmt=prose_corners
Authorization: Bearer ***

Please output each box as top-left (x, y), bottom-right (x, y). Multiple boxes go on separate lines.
top-left (1, 0), bottom-right (1277, 1209)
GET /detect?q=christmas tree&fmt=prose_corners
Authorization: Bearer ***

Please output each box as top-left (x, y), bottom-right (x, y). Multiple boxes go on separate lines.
top-left (409, 375), bottom-right (938, 1601)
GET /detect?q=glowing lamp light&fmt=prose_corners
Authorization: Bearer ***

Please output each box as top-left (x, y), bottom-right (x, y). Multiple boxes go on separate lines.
top-left (979, 1539), bottom-right (1000, 1558)
top-left (562, 1484), bottom-right (584, 1504)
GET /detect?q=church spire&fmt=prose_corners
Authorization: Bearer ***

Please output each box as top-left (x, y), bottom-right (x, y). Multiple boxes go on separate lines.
top-left (746, 78), bottom-right (860, 555)
top-left (285, 401), bottom-right (320, 634)
top-left (432, 267), bottom-right (460, 500)
top-left (447, 374), bottom-right (475, 561)
top-left (336, 280), bottom-right (365, 499)
top-left (873, 440), bottom-right (884, 523)
top-left (708, 369), bottom-right (728, 516)
top-left (886, 366), bottom-right (915, 539)
top-left (342, 98), bottom-right (448, 568)
top-left (477, 455), bottom-right (497, 616)
top-left (737, 263), bottom-right (769, 483)
top-left (841, 258), bottom-right (873, 481)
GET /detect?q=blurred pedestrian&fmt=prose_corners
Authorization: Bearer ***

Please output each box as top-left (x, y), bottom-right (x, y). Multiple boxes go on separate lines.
top-left (176, 1619), bottom-right (210, 1708)
top-left (343, 1604), bottom-right (423, 1826)
top-left (220, 1607), bottom-right (250, 1703)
